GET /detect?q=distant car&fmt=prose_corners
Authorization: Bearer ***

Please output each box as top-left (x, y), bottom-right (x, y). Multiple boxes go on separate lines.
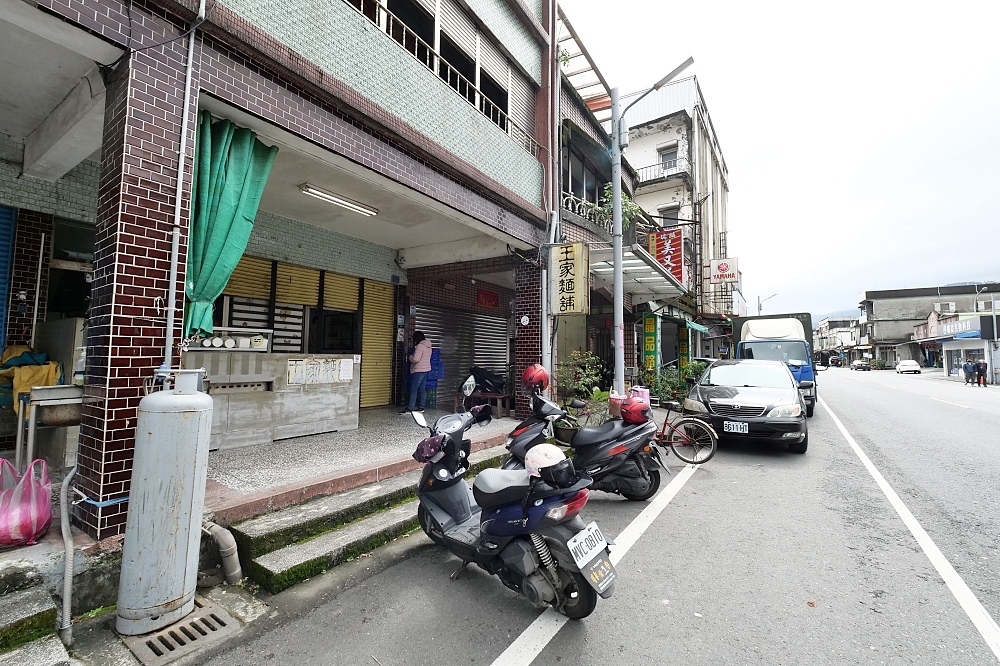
top-left (829, 357), bottom-right (843, 367)
top-left (683, 359), bottom-right (809, 453)
top-left (851, 360), bottom-right (871, 371)
top-left (895, 360), bottom-right (921, 374)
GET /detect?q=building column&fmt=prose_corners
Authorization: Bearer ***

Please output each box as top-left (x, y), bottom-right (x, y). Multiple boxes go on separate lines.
top-left (514, 260), bottom-right (542, 418)
top-left (74, 33), bottom-right (196, 539)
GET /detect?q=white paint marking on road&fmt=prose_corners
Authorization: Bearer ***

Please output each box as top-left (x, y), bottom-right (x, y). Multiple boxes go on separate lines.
top-left (929, 397), bottom-right (971, 409)
top-left (490, 464), bottom-right (699, 666)
top-left (819, 396), bottom-right (1000, 662)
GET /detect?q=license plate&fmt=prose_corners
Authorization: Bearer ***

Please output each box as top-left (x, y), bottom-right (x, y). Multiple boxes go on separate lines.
top-left (723, 421), bottom-right (748, 434)
top-left (567, 521), bottom-right (608, 569)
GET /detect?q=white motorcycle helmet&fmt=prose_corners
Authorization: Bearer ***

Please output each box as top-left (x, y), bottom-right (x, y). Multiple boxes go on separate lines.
top-left (525, 443), bottom-right (566, 478)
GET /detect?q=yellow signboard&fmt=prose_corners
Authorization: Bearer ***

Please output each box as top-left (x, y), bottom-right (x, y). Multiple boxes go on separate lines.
top-left (548, 243), bottom-right (590, 315)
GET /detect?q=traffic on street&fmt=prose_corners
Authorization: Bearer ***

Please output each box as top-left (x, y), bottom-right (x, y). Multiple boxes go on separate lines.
top-left (196, 367), bottom-right (1000, 665)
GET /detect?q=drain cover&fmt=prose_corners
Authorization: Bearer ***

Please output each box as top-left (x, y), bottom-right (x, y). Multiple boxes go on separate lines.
top-left (122, 596), bottom-right (239, 665)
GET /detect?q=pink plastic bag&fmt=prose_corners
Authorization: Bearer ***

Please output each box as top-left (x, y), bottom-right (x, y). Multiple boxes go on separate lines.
top-left (0, 459), bottom-right (53, 546)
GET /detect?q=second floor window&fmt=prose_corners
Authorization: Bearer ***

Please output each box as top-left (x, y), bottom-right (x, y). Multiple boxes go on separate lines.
top-left (659, 147), bottom-right (678, 170)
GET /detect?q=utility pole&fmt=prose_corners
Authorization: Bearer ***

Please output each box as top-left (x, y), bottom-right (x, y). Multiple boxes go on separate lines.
top-left (610, 57), bottom-right (693, 394)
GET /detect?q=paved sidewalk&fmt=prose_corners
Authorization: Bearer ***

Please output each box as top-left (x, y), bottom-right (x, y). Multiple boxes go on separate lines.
top-left (205, 407), bottom-right (517, 524)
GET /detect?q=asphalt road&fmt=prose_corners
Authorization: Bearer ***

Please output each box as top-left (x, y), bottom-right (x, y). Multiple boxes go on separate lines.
top-left (197, 368), bottom-right (1000, 666)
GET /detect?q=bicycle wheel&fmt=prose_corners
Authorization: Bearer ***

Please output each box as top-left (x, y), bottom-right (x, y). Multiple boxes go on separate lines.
top-left (668, 418), bottom-right (717, 464)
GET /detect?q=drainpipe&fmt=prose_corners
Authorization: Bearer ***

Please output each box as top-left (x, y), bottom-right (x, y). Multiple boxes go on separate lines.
top-left (162, 0), bottom-right (206, 378)
top-left (58, 465), bottom-right (77, 646)
top-left (202, 521), bottom-right (242, 585)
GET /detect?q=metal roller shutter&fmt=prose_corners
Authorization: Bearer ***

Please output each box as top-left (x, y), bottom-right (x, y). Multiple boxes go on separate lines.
top-left (508, 68), bottom-right (535, 135)
top-left (224, 255), bottom-right (271, 300)
top-left (272, 302), bottom-right (305, 352)
top-left (325, 272), bottom-right (360, 311)
top-left (480, 37), bottom-right (507, 88)
top-left (440, 0), bottom-right (476, 58)
top-left (361, 280), bottom-right (395, 407)
top-left (275, 263), bottom-right (319, 306)
top-left (413, 305), bottom-right (509, 398)
top-left (0, 207), bottom-right (13, 349)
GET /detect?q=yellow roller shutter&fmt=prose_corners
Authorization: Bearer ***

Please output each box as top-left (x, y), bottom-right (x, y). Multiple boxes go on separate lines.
top-left (275, 263), bottom-right (320, 306)
top-left (325, 272), bottom-right (360, 311)
top-left (360, 280), bottom-right (394, 407)
top-left (224, 255), bottom-right (271, 299)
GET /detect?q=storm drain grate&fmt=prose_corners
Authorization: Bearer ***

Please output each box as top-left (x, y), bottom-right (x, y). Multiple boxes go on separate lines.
top-left (122, 596), bottom-right (239, 666)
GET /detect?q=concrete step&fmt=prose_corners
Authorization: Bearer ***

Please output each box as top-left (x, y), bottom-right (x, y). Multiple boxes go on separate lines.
top-left (251, 500), bottom-right (420, 593)
top-left (231, 445), bottom-right (509, 561)
top-left (0, 634), bottom-right (79, 666)
top-left (245, 445), bottom-right (510, 593)
top-left (0, 585), bottom-right (57, 653)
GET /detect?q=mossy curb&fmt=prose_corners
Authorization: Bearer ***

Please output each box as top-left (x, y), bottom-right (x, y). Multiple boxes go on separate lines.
top-left (0, 606), bottom-right (56, 654)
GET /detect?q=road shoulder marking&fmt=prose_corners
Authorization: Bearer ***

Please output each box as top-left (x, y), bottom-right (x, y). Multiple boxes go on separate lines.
top-left (819, 396), bottom-right (1000, 660)
top-left (490, 464), bottom-right (699, 666)
top-left (929, 397), bottom-right (971, 409)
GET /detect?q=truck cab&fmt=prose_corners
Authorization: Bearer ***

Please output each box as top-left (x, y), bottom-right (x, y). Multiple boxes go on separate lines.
top-left (732, 315), bottom-right (817, 417)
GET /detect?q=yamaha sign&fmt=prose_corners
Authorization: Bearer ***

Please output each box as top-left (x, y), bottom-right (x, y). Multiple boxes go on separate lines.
top-left (710, 258), bottom-right (739, 284)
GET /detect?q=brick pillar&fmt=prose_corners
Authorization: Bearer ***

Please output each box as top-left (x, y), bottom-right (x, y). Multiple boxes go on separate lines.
top-left (74, 30), bottom-right (195, 539)
top-left (5, 210), bottom-right (53, 345)
top-left (514, 261), bottom-right (542, 418)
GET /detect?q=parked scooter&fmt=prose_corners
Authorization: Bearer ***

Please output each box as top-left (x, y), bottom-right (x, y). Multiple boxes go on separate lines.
top-left (502, 365), bottom-right (665, 501)
top-left (411, 383), bottom-right (616, 619)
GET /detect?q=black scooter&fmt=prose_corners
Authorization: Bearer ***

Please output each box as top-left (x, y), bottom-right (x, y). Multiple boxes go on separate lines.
top-left (411, 403), bottom-right (616, 619)
top-left (501, 392), bottom-right (665, 501)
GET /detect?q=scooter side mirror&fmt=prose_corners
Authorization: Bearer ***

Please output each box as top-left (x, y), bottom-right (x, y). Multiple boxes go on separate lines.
top-left (462, 375), bottom-right (476, 396)
top-left (569, 399), bottom-right (587, 409)
top-left (412, 410), bottom-right (428, 428)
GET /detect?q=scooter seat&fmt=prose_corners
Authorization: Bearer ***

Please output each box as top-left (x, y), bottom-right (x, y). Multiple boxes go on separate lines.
top-left (473, 468), bottom-right (531, 509)
top-left (570, 420), bottom-right (639, 448)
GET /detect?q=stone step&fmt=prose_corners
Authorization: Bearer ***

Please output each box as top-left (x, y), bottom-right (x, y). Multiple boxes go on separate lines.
top-left (0, 585), bottom-right (57, 653)
top-left (0, 634), bottom-right (78, 666)
top-left (251, 500), bottom-right (420, 593)
top-left (231, 444), bottom-right (509, 561)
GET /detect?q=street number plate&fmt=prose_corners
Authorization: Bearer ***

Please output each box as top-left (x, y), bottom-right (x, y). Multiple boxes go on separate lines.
top-left (567, 521), bottom-right (608, 568)
top-left (723, 421), bottom-right (748, 434)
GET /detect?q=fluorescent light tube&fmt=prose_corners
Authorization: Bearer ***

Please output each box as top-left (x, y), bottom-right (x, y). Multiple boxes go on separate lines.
top-left (299, 183), bottom-right (378, 216)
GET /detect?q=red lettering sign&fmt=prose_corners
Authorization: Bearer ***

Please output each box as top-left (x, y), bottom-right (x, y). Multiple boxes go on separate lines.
top-left (647, 230), bottom-right (684, 283)
top-left (477, 289), bottom-right (500, 309)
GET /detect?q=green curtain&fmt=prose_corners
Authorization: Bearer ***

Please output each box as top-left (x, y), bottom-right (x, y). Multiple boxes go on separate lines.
top-left (184, 111), bottom-right (278, 337)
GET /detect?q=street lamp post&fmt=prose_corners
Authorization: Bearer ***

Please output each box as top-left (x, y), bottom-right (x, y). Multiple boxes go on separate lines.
top-left (757, 293), bottom-right (777, 316)
top-left (611, 57), bottom-right (694, 394)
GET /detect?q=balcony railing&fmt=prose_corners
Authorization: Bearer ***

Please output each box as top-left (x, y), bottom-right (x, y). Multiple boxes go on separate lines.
top-left (345, 0), bottom-right (540, 158)
top-left (561, 191), bottom-right (611, 234)
top-left (635, 158), bottom-right (692, 184)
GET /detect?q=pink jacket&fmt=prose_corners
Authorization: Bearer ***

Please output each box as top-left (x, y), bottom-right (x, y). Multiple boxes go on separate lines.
top-left (409, 338), bottom-right (433, 373)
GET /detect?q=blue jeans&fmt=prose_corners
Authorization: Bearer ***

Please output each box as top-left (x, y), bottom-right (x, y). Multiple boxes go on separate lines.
top-left (407, 372), bottom-right (429, 410)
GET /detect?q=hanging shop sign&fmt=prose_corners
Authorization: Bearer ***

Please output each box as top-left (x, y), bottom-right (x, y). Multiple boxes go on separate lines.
top-left (549, 242), bottom-right (590, 315)
top-left (647, 229), bottom-right (683, 283)
top-left (477, 289), bottom-right (500, 309)
top-left (710, 258), bottom-right (739, 284)
top-left (678, 324), bottom-right (690, 369)
top-left (643, 313), bottom-right (660, 371)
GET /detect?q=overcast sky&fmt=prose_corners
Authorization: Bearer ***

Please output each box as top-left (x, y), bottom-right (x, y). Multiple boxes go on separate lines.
top-left (561, 0), bottom-right (1000, 318)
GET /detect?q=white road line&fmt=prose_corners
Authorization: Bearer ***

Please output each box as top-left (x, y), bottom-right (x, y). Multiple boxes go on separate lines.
top-left (490, 464), bottom-right (699, 666)
top-left (819, 396), bottom-right (1000, 661)
top-left (930, 397), bottom-right (971, 409)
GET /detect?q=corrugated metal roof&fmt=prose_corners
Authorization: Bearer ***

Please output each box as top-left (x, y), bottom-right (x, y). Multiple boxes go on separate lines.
top-left (620, 77), bottom-right (698, 127)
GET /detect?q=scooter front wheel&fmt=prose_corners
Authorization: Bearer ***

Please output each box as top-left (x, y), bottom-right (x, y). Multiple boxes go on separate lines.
top-left (417, 504), bottom-right (446, 546)
top-left (560, 571), bottom-right (598, 620)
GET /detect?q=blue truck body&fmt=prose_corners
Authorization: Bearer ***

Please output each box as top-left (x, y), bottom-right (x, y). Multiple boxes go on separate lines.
top-left (732, 313), bottom-right (816, 417)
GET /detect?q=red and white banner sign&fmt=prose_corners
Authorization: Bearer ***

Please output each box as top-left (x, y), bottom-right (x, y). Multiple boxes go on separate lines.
top-left (710, 258), bottom-right (739, 284)
top-left (647, 229), bottom-right (683, 283)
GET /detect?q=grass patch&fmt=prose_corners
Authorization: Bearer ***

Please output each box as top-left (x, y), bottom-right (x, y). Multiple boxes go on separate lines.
top-left (75, 604), bottom-right (116, 623)
top-left (0, 606), bottom-right (57, 653)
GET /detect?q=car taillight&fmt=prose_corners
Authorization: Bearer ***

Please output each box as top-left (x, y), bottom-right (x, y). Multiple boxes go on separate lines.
top-left (544, 489), bottom-right (589, 521)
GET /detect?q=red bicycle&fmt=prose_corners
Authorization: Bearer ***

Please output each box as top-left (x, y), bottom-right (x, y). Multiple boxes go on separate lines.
top-left (654, 400), bottom-right (718, 464)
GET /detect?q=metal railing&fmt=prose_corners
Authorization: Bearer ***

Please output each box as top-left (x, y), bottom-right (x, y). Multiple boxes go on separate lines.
top-left (635, 158), bottom-right (691, 184)
top-left (561, 191), bottom-right (611, 233)
top-left (344, 0), bottom-right (540, 159)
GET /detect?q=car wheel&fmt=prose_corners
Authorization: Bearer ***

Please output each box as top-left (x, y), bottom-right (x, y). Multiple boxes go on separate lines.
top-left (806, 402), bottom-right (815, 418)
top-left (789, 432), bottom-right (808, 454)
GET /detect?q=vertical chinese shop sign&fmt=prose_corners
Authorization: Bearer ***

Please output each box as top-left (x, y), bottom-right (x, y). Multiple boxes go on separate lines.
top-left (643, 313), bottom-right (660, 371)
top-left (549, 242), bottom-right (589, 315)
top-left (647, 229), bottom-right (684, 283)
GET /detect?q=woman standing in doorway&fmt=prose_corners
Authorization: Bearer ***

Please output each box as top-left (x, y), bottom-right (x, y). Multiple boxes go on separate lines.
top-left (401, 331), bottom-right (433, 413)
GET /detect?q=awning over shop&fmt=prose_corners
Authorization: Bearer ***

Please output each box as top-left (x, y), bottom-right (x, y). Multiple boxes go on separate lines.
top-left (589, 244), bottom-right (686, 301)
top-left (685, 321), bottom-right (710, 334)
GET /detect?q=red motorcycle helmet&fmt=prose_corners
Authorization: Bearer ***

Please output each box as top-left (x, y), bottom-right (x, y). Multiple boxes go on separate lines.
top-left (521, 363), bottom-right (549, 393)
top-left (621, 396), bottom-right (651, 425)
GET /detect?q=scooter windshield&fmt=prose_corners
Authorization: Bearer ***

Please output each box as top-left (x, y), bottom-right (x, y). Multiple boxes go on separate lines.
top-left (433, 413), bottom-right (471, 435)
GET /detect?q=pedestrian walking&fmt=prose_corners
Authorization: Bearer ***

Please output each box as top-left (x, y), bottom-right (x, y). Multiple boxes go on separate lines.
top-left (964, 359), bottom-right (976, 385)
top-left (976, 359), bottom-right (989, 387)
top-left (401, 331), bottom-right (433, 413)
